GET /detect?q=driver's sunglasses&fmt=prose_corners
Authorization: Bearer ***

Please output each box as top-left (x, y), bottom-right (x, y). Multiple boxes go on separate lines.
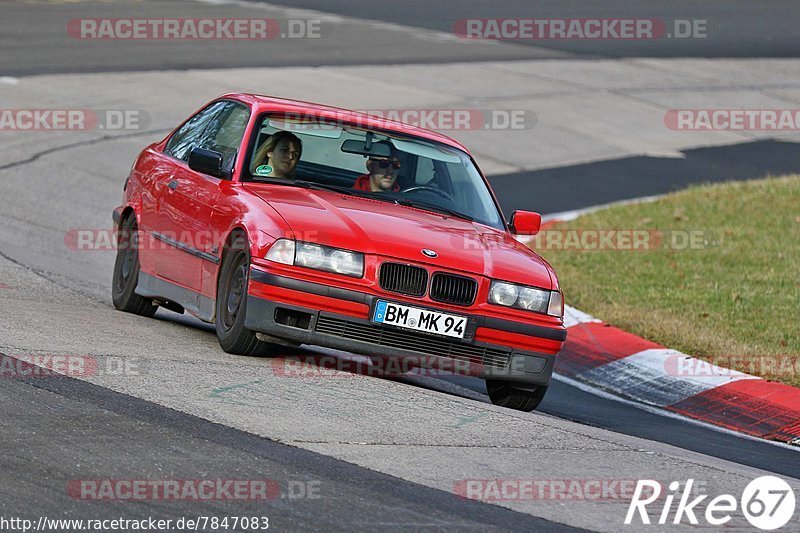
top-left (370, 158), bottom-right (401, 170)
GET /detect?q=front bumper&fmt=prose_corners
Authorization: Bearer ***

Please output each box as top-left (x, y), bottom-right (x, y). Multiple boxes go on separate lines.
top-left (244, 268), bottom-right (564, 386)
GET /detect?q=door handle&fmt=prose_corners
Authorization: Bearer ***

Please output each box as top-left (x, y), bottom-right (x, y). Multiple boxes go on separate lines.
top-left (167, 180), bottom-right (178, 191)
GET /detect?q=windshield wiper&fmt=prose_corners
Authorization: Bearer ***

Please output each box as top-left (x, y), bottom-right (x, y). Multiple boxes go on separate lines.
top-left (294, 181), bottom-right (406, 204)
top-left (291, 180), bottom-right (353, 194)
top-left (394, 198), bottom-right (475, 222)
top-left (252, 178), bottom-right (352, 194)
top-left (252, 180), bottom-right (474, 221)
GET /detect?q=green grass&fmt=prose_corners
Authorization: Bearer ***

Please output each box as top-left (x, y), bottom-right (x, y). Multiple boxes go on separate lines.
top-left (534, 175), bottom-right (800, 387)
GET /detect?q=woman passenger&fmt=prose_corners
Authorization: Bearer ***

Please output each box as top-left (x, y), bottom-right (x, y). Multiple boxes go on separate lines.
top-left (252, 131), bottom-right (302, 179)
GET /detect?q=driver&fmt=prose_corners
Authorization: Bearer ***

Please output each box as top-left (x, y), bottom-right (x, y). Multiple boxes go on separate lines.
top-left (353, 144), bottom-right (401, 193)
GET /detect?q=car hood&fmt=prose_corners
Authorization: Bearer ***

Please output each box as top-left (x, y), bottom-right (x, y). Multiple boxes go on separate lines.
top-left (246, 186), bottom-right (554, 289)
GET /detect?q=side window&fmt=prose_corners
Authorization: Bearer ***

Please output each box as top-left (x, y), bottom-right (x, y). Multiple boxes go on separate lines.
top-left (198, 103), bottom-right (250, 171)
top-left (165, 101), bottom-right (227, 162)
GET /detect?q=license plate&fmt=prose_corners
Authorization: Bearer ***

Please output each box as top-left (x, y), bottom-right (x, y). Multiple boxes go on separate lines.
top-left (373, 300), bottom-right (468, 339)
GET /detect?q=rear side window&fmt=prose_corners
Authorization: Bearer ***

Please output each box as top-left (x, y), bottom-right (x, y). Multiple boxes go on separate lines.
top-left (166, 101), bottom-right (227, 161)
top-left (201, 104), bottom-right (250, 170)
top-left (165, 101), bottom-right (250, 170)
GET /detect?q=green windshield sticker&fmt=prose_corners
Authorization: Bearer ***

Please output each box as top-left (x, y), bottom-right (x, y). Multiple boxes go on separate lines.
top-left (254, 164), bottom-right (273, 176)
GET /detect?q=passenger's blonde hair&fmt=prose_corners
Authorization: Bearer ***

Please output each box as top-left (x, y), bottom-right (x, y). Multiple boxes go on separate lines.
top-left (251, 130), bottom-right (303, 175)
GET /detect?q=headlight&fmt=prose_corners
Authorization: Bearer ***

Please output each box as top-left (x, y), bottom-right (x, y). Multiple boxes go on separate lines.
top-left (518, 287), bottom-right (550, 311)
top-left (489, 282), bottom-right (518, 306)
top-left (489, 280), bottom-right (563, 317)
top-left (329, 249), bottom-right (363, 277)
top-left (296, 243), bottom-right (325, 269)
top-left (547, 290), bottom-right (564, 318)
top-left (265, 239), bottom-right (295, 265)
top-left (266, 239), bottom-right (364, 278)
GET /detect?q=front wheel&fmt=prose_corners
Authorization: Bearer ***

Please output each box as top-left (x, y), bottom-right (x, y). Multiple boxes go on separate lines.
top-left (112, 215), bottom-right (157, 317)
top-left (486, 380), bottom-right (548, 412)
top-left (215, 236), bottom-right (270, 356)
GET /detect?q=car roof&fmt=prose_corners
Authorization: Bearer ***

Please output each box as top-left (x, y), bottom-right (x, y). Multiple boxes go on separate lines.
top-left (220, 92), bottom-right (472, 154)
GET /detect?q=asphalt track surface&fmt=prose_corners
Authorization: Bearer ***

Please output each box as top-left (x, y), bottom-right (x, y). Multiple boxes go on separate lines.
top-left (0, 363), bottom-right (573, 531)
top-left (444, 375), bottom-right (800, 481)
top-left (489, 139), bottom-right (800, 217)
top-left (2, 1), bottom-right (800, 531)
top-left (3, 0), bottom-right (800, 76)
top-left (257, 0), bottom-right (800, 58)
top-left (0, 0), bottom-right (562, 76)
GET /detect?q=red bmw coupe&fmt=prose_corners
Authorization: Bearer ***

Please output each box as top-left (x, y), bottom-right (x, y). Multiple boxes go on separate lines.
top-left (112, 94), bottom-right (566, 411)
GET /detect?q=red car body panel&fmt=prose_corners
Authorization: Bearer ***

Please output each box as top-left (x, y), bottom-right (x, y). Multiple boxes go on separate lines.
top-left (116, 93), bottom-right (566, 387)
top-left (243, 185), bottom-right (555, 287)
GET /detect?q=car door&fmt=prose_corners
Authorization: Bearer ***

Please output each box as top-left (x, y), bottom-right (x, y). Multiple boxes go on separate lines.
top-left (139, 101), bottom-right (225, 286)
top-left (155, 101), bottom-right (249, 293)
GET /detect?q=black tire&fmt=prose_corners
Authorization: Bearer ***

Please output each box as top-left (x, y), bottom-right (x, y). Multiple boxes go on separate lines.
top-left (112, 215), bottom-right (158, 317)
top-left (486, 380), bottom-right (548, 412)
top-left (215, 235), bottom-right (270, 356)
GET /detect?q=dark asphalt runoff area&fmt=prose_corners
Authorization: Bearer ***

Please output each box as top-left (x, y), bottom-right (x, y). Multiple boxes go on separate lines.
top-left (0, 353), bottom-right (579, 532)
top-left (488, 139), bottom-right (800, 217)
top-left (539, 379), bottom-right (800, 481)
top-left (423, 374), bottom-right (800, 481)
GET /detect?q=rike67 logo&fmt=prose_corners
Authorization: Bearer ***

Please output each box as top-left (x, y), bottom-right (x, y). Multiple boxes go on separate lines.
top-left (625, 476), bottom-right (796, 530)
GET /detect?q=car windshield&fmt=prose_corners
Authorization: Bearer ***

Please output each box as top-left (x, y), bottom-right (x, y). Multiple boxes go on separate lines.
top-left (245, 114), bottom-right (505, 229)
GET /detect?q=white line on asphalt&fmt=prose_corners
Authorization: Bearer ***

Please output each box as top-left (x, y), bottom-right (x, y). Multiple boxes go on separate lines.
top-left (193, 0), bottom-right (343, 21)
top-left (0, 77), bottom-right (19, 85)
top-left (541, 194), bottom-right (667, 222)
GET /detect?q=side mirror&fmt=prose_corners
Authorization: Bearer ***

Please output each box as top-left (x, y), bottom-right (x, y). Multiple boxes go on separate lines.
top-left (188, 147), bottom-right (230, 179)
top-left (509, 210), bottom-right (541, 236)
